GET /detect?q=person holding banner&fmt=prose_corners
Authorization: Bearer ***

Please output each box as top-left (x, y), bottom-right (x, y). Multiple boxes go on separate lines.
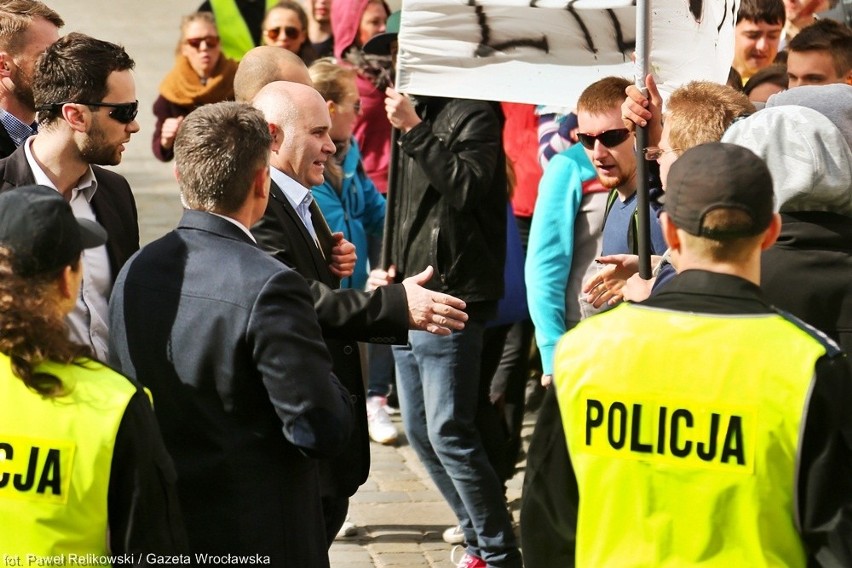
top-left (378, 86), bottom-right (520, 568)
top-left (586, 75), bottom-right (755, 304)
top-left (577, 77), bottom-right (667, 309)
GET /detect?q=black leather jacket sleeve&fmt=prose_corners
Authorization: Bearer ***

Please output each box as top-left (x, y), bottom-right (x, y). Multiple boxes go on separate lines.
top-left (399, 100), bottom-right (503, 214)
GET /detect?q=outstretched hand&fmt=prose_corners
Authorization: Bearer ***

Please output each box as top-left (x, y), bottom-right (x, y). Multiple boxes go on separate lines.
top-left (402, 266), bottom-right (468, 335)
top-left (582, 255), bottom-right (639, 308)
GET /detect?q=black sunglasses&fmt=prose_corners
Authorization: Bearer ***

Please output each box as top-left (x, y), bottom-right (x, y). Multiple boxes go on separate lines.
top-left (577, 128), bottom-right (631, 150)
top-left (265, 26), bottom-right (301, 41)
top-left (39, 101), bottom-right (139, 124)
top-left (186, 35), bottom-right (220, 49)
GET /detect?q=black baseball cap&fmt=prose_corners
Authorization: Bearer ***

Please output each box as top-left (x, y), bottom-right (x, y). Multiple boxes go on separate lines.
top-left (0, 185), bottom-right (107, 276)
top-left (664, 142), bottom-right (774, 239)
top-left (363, 11), bottom-right (400, 55)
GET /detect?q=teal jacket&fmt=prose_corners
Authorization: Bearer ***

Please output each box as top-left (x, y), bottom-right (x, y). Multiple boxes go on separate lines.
top-left (313, 137), bottom-right (386, 290)
top-left (526, 143), bottom-right (605, 375)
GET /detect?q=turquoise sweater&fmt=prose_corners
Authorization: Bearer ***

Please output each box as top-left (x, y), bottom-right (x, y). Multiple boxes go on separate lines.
top-left (313, 137), bottom-right (386, 290)
top-left (525, 143), bottom-right (602, 375)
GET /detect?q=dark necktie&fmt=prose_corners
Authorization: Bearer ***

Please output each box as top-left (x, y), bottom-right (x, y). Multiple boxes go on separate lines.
top-left (308, 199), bottom-right (335, 262)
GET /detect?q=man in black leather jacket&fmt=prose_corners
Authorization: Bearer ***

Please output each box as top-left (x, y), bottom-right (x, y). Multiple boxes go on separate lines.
top-left (377, 88), bottom-right (521, 568)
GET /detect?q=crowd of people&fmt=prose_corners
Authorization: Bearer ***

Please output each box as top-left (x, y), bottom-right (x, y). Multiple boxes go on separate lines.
top-left (0, 0), bottom-right (850, 566)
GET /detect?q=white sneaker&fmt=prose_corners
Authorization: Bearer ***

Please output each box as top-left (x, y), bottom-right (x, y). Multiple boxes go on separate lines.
top-left (366, 396), bottom-right (398, 445)
top-left (336, 516), bottom-right (358, 538)
top-left (443, 524), bottom-right (465, 544)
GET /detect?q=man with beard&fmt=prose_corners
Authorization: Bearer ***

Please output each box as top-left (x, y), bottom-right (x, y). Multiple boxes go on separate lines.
top-left (576, 77), bottom-right (666, 267)
top-left (0, 0), bottom-right (63, 158)
top-left (0, 33), bottom-right (140, 362)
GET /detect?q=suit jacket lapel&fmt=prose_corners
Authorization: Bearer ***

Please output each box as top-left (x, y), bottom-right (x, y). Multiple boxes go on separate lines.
top-left (1, 145), bottom-right (36, 190)
top-left (270, 181), bottom-right (335, 282)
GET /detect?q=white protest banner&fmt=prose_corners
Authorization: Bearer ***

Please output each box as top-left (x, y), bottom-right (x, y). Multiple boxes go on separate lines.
top-left (395, 0), bottom-right (740, 108)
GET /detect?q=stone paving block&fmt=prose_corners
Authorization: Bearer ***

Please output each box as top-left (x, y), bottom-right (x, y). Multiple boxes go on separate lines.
top-left (370, 552), bottom-right (430, 567)
top-left (350, 490), bottom-right (411, 504)
top-left (378, 480), bottom-right (428, 492)
top-left (405, 490), bottom-right (446, 503)
top-left (422, 545), bottom-right (458, 568)
top-left (349, 501), bottom-right (456, 526)
top-left (368, 540), bottom-right (428, 553)
top-left (329, 544), bottom-right (374, 563)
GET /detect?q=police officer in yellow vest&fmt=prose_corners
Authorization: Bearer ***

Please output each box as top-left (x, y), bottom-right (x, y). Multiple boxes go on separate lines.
top-left (0, 186), bottom-right (188, 558)
top-left (553, 143), bottom-right (852, 567)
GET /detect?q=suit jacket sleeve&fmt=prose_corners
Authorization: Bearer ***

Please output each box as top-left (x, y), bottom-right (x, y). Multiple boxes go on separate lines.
top-left (309, 279), bottom-right (408, 343)
top-left (249, 268), bottom-right (355, 457)
top-left (252, 198), bottom-right (409, 344)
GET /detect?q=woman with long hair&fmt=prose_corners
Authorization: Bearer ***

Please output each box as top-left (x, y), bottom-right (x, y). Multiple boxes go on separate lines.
top-left (152, 11), bottom-right (238, 162)
top-left (0, 186), bottom-right (187, 555)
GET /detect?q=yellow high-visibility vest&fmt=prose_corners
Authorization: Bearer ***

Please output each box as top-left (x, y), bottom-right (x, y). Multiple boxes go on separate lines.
top-left (555, 303), bottom-right (830, 567)
top-left (0, 354), bottom-right (137, 557)
top-left (209, 0), bottom-right (279, 60)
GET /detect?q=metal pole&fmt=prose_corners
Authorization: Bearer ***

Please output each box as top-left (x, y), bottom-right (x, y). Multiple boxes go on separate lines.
top-left (381, 126), bottom-right (399, 270)
top-left (634, 0), bottom-right (652, 279)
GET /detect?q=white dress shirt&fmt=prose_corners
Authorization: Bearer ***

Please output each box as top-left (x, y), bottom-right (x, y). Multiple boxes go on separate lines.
top-left (24, 138), bottom-right (112, 362)
top-left (270, 166), bottom-right (319, 243)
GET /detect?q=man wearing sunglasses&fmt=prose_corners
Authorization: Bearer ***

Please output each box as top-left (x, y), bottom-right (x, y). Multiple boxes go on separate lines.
top-left (0, 33), bottom-right (140, 362)
top-left (0, 0), bottom-right (63, 158)
top-left (576, 77), bottom-right (667, 268)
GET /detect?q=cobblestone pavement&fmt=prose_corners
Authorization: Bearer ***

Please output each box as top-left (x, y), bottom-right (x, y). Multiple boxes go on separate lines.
top-left (330, 413), bottom-right (531, 567)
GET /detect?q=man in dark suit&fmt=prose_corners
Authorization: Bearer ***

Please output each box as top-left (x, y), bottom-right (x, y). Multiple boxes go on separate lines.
top-left (0, 0), bottom-right (63, 158)
top-left (109, 101), bottom-right (354, 566)
top-left (0, 33), bottom-right (140, 362)
top-left (250, 79), bottom-right (470, 543)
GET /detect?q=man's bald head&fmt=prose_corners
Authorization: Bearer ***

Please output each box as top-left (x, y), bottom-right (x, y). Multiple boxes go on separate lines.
top-left (253, 80), bottom-right (324, 135)
top-left (252, 81), bottom-right (334, 187)
top-left (234, 46), bottom-right (312, 102)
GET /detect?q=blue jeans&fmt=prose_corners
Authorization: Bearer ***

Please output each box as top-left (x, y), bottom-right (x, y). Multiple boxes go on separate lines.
top-left (393, 322), bottom-right (522, 567)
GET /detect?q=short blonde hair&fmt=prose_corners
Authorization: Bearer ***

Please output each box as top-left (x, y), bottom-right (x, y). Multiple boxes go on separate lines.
top-left (577, 76), bottom-right (631, 115)
top-left (665, 82), bottom-right (755, 153)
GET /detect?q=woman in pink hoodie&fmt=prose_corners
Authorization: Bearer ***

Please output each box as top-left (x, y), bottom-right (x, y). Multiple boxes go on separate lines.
top-left (331, 0), bottom-right (392, 193)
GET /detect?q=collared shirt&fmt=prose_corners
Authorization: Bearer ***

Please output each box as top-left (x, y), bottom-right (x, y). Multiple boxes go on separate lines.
top-left (210, 212), bottom-right (257, 243)
top-left (270, 166), bottom-right (319, 243)
top-left (24, 138), bottom-right (112, 362)
top-left (0, 109), bottom-right (37, 148)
